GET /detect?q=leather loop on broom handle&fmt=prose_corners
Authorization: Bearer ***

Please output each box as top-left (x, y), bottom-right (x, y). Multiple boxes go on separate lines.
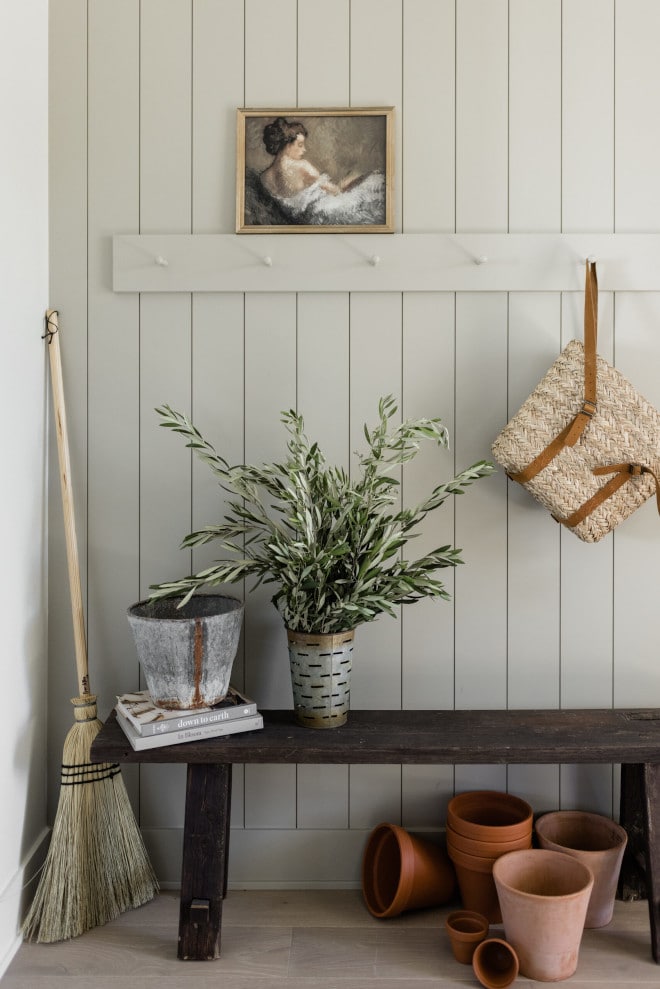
top-left (45, 310), bottom-right (90, 696)
top-left (508, 260), bottom-right (598, 485)
top-left (555, 463), bottom-right (660, 529)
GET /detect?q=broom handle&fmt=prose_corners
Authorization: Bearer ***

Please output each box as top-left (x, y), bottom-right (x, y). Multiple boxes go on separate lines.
top-left (45, 310), bottom-right (91, 697)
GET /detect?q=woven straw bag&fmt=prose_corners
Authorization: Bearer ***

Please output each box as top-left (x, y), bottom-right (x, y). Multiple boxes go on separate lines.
top-left (492, 261), bottom-right (660, 542)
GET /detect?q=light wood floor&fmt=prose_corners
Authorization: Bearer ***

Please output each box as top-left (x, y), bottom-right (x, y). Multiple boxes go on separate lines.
top-left (4, 890), bottom-right (660, 988)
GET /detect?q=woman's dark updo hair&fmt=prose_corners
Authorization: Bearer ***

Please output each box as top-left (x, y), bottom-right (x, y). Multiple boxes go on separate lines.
top-left (263, 117), bottom-right (308, 156)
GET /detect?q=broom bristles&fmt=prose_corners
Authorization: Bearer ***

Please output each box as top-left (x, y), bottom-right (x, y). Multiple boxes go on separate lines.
top-left (22, 696), bottom-right (159, 943)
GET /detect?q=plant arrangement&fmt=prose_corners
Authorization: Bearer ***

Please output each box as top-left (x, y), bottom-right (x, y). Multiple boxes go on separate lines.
top-left (149, 395), bottom-right (494, 634)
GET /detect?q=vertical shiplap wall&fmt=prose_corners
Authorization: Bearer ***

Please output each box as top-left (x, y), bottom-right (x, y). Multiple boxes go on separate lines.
top-left (47, 0), bottom-right (660, 887)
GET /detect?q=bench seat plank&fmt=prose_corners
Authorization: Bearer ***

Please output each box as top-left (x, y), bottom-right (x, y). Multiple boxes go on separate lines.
top-left (92, 708), bottom-right (660, 766)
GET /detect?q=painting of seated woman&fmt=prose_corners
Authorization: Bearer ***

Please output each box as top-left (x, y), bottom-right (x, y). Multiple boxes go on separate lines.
top-left (236, 108), bottom-right (394, 233)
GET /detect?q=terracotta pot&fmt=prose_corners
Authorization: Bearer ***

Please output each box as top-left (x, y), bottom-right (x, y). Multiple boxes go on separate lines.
top-left (535, 810), bottom-right (627, 928)
top-left (446, 823), bottom-right (532, 858)
top-left (493, 848), bottom-right (594, 982)
top-left (445, 909), bottom-right (489, 964)
top-left (447, 845), bottom-right (500, 873)
top-left (447, 790), bottom-right (533, 843)
top-left (472, 937), bottom-right (520, 989)
top-left (361, 823), bottom-right (456, 918)
top-left (446, 844), bottom-right (502, 923)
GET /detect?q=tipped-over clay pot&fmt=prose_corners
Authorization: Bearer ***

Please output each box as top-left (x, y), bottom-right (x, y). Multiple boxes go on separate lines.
top-left (362, 822), bottom-right (456, 919)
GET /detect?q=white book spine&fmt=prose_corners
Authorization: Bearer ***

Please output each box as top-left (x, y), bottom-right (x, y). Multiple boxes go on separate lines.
top-left (117, 699), bottom-right (258, 736)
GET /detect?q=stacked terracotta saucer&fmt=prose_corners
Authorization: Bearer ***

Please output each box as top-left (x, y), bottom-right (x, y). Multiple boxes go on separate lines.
top-left (445, 790), bottom-right (533, 922)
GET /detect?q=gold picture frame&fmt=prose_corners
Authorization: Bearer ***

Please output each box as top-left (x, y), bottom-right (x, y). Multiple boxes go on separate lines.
top-left (236, 107), bottom-right (394, 233)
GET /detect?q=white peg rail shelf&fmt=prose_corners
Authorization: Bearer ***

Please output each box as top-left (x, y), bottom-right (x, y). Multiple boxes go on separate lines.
top-left (113, 233), bottom-right (660, 294)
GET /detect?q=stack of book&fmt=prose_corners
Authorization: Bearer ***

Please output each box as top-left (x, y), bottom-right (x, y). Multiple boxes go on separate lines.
top-left (115, 685), bottom-right (263, 750)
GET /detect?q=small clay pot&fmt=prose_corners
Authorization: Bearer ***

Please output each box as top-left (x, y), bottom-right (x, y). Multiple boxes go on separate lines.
top-left (445, 910), bottom-right (489, 964)
top-left (362, 822), bottom-right (456, 918)
top-left (535, 810), bottom-right (627, 928)
top-left (448, 791), bottom-right (533, 843)
top-left (472, 937), bottom-right (520, 989)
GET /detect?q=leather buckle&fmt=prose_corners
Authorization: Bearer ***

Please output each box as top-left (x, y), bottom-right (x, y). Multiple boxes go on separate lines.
top-left (581, 400), bottom-right (597, 418)
top-left (628, 463), bottom-right (644, 476)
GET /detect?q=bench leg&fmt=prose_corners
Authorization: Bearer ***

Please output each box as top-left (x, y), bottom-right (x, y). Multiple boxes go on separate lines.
top-left (223, 763), bottom-right (232, 899)
top-left (619, 763), bottom-right (648, 901)
top-left (178, 762), bottom-right (231, 960)
top-left (642, 763), bottom-right (660, 964)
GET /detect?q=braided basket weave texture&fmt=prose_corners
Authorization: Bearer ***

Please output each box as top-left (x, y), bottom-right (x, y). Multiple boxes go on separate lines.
top-left (492, 340), bottom-right (660, 542)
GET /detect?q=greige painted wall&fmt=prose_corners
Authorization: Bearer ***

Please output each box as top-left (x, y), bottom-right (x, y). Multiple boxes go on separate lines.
top-left (48, 0), bottom-right (660, 889)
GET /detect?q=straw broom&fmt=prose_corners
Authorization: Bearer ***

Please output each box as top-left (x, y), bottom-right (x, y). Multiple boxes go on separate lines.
top-left (22, 311), bottom-right (158, 943)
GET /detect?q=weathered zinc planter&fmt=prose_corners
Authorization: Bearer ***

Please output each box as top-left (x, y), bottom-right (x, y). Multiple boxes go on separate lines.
top-left (127, 594), bottom-right (244, 710)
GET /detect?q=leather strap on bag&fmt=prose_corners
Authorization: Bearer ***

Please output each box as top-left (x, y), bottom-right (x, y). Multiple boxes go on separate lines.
top-left (555, 463), bottom-right (660, 529)
top-left (508, 260), bottom-right (598, 485)
top-left (506, 258), bottom-right (660, 531)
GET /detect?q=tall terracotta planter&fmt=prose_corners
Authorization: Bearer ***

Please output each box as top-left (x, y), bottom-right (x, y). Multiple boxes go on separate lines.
top-left (535, 810), bottom-right (627, 928)
top-left (493, 848), bottom-right (594, 982)
top-left (361, 822), bottom-right (456, 918)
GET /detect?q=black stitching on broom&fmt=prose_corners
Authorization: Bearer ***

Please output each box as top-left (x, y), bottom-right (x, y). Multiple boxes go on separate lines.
top-left (41, 311), bottom-right (59, 343)
top-left (61, 761), bottom-right (120, 773)
top-left (60, 763), bottom-right (122, 785)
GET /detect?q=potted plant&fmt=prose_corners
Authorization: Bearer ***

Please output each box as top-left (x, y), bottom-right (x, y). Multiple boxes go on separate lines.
top-left (148, 395), bottom-right (494, 727)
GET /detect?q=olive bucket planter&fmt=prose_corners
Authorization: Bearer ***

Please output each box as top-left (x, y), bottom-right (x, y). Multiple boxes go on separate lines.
top-left (286, 628), bottom-right (354, 728)
top-left (535, 810), bottom-right (627, 928)
top-left (362, 822), bottom-right (456, 918)
top-left (127, 594), bottom-right (244, 710)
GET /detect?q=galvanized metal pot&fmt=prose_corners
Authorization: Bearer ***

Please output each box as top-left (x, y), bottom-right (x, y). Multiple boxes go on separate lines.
top-left (286, 628), bottom-right (354, 728)
top-left (127, 594), bottom-right (244, 710)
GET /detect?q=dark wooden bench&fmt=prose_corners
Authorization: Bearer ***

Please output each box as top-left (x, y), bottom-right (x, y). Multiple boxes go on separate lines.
top-left (90, 708), bottom-right (660, 962)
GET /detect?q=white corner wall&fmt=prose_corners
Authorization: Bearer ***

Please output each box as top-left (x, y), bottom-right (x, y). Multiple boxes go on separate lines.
top-left (47, 0), bottom-right (660, 892)
top-left (0, 0), bottom-right (49, 972)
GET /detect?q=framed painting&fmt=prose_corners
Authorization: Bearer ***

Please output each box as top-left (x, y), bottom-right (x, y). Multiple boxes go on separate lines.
top-left (236, 107), bottom-right (394, 233)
